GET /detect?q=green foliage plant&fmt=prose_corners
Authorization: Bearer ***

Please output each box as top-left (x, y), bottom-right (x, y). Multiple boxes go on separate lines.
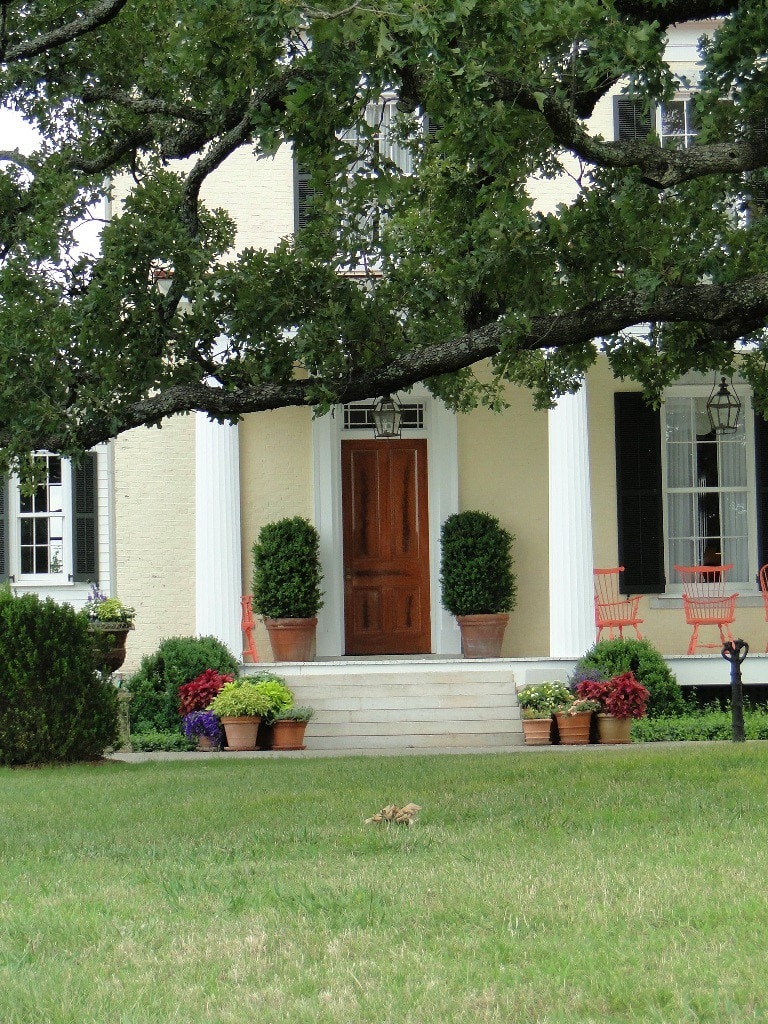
top-left (208, 681), bottom-right (270, 719)
top-left (516, 681), bottom-right (572, 719)
top-left (440, 511), bottom-right (516, 616)
top-left (0, 592), bottom-right (118, 764)
top-left (249, 672), bottom-right (295, 723)
top-left (126, 635), bottom-right (239, 734)
top-left (130, 730), bottom-right (196, 752)
top-left (576, 638), bottom-right (685, 718)
top-left (632, 706), bottom-right (768, 742)
top-left (252, 517), bottom-right (324, 619)
top-left (274, 706), bottom-right (315, 723)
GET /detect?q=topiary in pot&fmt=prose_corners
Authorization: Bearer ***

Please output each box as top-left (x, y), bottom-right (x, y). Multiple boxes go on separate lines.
top-left (440, 510), bottom-right (516, 657)
top-left (252, 517), bottom-right (324, 661)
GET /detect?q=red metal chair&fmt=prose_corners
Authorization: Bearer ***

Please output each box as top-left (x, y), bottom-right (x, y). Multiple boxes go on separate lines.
top-left (758, 564), bottom-right (768, 653)
top-left (593, 567), bottom-right (643, 642)
top-left (240, 595), bottom-right (259, 663)
top-left (674, 564), bottom-right (737, 655)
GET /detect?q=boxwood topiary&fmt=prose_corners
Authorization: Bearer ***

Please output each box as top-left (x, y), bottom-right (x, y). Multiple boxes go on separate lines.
top-left (126, 635), bottom-right (239, 734)
top-left (576, 637), bottom-right (686, 718)
top-left (440, 511), bottom-right (516, 616)
top-left (0, 593), bottom-right (118, 764)
top-left (252, 516), bottom-right (323, 619)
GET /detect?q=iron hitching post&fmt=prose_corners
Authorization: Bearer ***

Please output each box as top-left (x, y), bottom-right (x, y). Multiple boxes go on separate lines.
top-left (721, 639), bottom-right (748, 743)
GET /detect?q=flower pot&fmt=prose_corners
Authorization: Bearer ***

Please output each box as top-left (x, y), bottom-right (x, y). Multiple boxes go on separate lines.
top-left (270, 720), bottom-right (309, 751)
top-left (456, 613), bottom-right (509, 658)
top-left (597, 713), bottom-right (632, 744)
top-left (264, 617), bottom-right (317, 661)
top-left (196, 734), bottom-right (218, 752)
top-left (555, 712), bottom-right (592, 745)
top-left (88, 622), bottom-right (134, 673)
top-left (522, 717), bottom-right (553, 745)
top-left (220, 716), bottom-right (261, 750)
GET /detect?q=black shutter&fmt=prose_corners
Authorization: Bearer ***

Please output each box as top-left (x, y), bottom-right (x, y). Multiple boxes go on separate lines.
top-left (614, 393), bottom-right (665, 593)
top-left (0, 477), bottom-right (7, 582)
top-left (295, 162), bottom-right (322, 231)
top-left (754, 412), bottom-right (768, 572)
top-left (71, 453), bottom-right (98, 581)
top-left (614, 97), bottom-right (655, 140)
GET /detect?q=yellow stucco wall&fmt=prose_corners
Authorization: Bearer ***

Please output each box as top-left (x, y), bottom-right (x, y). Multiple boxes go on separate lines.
top-left (114, 416), bottom-right (197, 670)
top-left (457, 388), bottom-right (551, 657)
top-left (239, 406), bottom-right (314, 657)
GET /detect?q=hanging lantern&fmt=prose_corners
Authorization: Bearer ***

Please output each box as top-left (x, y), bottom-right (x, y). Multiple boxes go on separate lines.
top-left (372, 394), bottom-right (403, 438)
top-left (706, 376), bottom-right (741, 434)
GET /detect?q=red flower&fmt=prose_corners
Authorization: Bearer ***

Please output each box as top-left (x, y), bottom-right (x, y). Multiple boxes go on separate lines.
top-left (178, 669), bottom-right (233, 716)
top-left (575, 671), bottom-right (649, 719)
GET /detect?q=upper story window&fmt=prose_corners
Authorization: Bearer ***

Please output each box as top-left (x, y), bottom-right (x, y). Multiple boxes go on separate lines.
top-left (614, 95), bottom-right (698, 148)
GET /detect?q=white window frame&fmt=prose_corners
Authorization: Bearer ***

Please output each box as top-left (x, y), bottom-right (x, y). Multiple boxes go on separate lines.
top-left (660, 385), bottom-right (758, 594)
top-left (659, 94), bottom-right (698, 149)
top-left (9, 454), bottom-right (73, 586)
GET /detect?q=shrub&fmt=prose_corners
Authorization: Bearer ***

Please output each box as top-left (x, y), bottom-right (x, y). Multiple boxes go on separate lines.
top-left (252, 517), bottom-right (323, 618)
top-left (632, 707), bottom-right (768, 742)
top-left (440, 511), bottom-right (516, 616)
top-left (130, 730), bottom-right (196, 752)
top-left (127, 636), bottom-right (238, 734)
top-left (576, 638), bottom-right (685, 718)
top-left (178, 669), bottom-right (233, 716)
top-left (0, 593), bottom-right (118, 764)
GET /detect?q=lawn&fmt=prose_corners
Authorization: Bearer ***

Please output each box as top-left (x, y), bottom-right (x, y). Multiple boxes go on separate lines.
top-left (2, 745), bottom-right (768, 1023)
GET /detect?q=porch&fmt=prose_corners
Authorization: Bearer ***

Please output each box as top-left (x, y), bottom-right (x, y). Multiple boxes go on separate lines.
top-left (241, 653), bottom-right (768, 755)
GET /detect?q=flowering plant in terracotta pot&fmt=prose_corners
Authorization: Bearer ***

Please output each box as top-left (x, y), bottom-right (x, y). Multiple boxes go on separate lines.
top-left (517, 681), bottom-right (572, 719)
top-left (182, 710), bottom-right (224, 747)
top-left (575, 671), bottom-right (649, 719)
top-left (558, 697), bottom-right (601, 718)
top-left (84, 584), bottom-right (135, 626)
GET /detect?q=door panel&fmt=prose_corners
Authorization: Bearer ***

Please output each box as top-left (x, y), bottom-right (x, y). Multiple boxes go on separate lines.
top-left (342, 439), bottom-right (431, 654)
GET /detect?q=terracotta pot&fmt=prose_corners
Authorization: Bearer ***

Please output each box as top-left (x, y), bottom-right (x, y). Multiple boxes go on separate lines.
top-left (597, 713), bottom-right (632, 744)
top-left (220, 716), bottom-right (261, 750)
top-left (264, 617), bottom-right (317, 661)
top-left (555, 712), bottom-right (593, 745)
top-left (270, 720), bottom-right (309, 750)
top-left (522, 717), bottom-right (553, 745)
top-left (456, 613), bottom-right (509, 658)
top-left (196, 734), bottom-right (218, 752)
top-left (88, 622), bottom-right (133, 673)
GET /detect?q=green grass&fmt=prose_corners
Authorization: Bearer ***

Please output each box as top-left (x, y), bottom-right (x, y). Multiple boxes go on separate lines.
top-left (3, 746), bottom-right (768, 1022)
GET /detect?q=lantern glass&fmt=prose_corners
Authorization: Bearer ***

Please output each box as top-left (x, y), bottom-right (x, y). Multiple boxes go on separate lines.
top-left (372, 395), bottom-right (403, 438)
top-left (706, 377), bottom-right (741, 434)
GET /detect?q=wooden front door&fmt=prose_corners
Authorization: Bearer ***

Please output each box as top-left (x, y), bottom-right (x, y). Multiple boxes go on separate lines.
top-left (342, 439), bottom-right (431, 655)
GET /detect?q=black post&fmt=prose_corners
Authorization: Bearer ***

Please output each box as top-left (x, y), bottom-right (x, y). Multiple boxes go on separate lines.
top-left (721, 639), bottom-right (748, 743)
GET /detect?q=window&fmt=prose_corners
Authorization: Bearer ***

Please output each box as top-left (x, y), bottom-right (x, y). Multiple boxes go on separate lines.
top-left (614, 95), bottom-right (698, 148)
top-left (662, 393), bottom-right (752, 585)
top-left (0, 452), bottom-right (99, 585)
top-left (342, 401), bottom-right (425, 430)
top-left (615, 391), bottom-right (759, 594)
top-left (15, 453), bottom-right (70, 579)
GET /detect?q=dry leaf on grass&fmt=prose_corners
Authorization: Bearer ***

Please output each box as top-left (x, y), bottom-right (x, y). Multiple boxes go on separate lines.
top-left (364, 802), bottom-right (422, 825)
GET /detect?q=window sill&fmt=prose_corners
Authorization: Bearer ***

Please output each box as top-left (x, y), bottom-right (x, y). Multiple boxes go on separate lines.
top-left (649, 592), bottom-right (764, 610)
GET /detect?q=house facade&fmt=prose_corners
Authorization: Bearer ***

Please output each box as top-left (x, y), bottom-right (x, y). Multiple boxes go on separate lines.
top-left (7, 18), bottom-right (768, 670)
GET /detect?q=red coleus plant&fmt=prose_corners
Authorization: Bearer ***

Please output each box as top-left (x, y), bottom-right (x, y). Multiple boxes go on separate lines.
top-left (575, 671), bottom-right (649, 720)
top-left (178, 669), bottom-right (233, 716)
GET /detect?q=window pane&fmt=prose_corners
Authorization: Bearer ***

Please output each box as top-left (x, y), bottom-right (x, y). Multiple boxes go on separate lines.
top-left (668, 492), bottom-right (694, 538)
top-left (667, 443), bottom-right (693, 487)
top-left (665, 398), bottom-right (693, 441)
top-left (48, 484), bottom-right (63, 514)
top-left (670, 541), bottom-right (696, 576)
top-left (720, 435), bottom-right (747, 487)
top-left (20, 519), bottom-right (33, 545)
top-left (21, 547), bottom-right (33, 574)
top-left (48, 457), bottom-right (62, 485)
top-left (695, 440), bottom-right (718, 487)
top-left (34, 545), bottom-right (48, 574)
top-left (724, 538), bottom-right (749, 582)
top-left (662, 100), bottom-right (685, 136)
top-left (33, 483), bottom-right (48, 513)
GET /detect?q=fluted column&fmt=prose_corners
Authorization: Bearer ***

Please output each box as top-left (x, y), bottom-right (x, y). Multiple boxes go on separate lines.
top-left (195, 414), bottom-right (243, 659)
top-left (548, 386), bottom-right (595, 657)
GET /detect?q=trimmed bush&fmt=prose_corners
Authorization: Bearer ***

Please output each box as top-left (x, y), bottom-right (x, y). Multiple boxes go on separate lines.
top-left (127, 635), bottom-right (239, 734)
top-left (440, 511), bottom-right (516, 616)
top-left (252, 516), bottom-right (323, 618)
top-left (632, 707), bottom-right (768, 742)
top-left (0, 593), bottom-right (118, 765)
top-left (576, 638), bottom-right (685, 718)
top-left (130, 730), bottom-right (196, 752)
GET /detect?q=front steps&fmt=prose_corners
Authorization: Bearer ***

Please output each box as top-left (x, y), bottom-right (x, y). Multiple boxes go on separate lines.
top-left (243, 658), bottom-right (524, 754)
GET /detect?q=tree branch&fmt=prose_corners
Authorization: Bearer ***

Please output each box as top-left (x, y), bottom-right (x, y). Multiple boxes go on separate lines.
top-left (3, 0), bottom-right (129, 63)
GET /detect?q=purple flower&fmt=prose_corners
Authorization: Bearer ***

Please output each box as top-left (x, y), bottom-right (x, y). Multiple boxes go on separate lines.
top-left (182, 711), bottom-right (223, 743)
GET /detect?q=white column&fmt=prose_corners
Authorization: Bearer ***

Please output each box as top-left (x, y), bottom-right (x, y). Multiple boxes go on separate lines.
top-left (195, 414), bottom-right (243, 659)
top-left (548, 386), bottom-right (595, 657)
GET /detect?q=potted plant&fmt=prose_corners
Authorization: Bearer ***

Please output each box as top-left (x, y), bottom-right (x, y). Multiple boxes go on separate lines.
top-left (249, 672), bottom-right (296, 748)
top-left (516, 681), bottom-right (571, 744)
top-left (181, 710), bottom-right (224, 751)
top-left (268, 706), bottom-right (315, 750)
top-left (178, 669), bottom-right (233, 717)
top-left (554, 697), bottom-right (601, 745)
top-left (440, 511), bottom-right (516, 658)
top-left (575, 671), bottom-right (649, 743)
top-left (207, 681), bottom-right (270, 750)
top-left (252, 517), bottom-right (324, 661)
top-left (83, 584), bottom-right (136, 673)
